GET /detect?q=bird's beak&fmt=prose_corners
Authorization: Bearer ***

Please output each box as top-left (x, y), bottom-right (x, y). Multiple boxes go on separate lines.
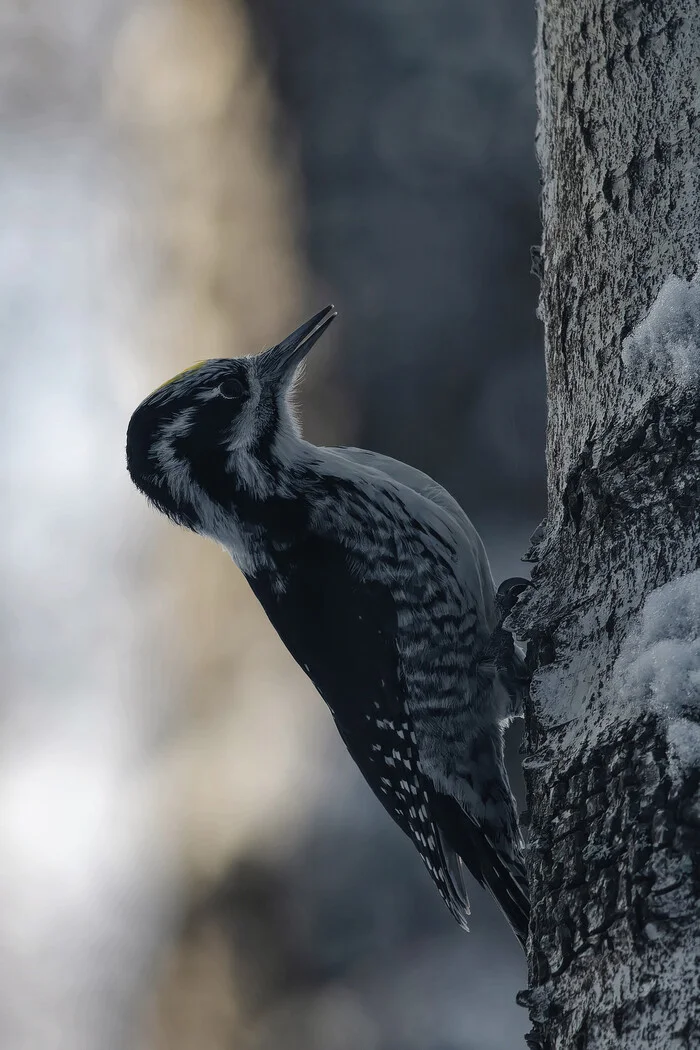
top-left (259, 305), bottom-right (337, 384)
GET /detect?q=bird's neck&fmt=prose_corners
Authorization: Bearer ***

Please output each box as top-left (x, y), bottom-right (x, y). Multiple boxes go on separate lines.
top-left (229, 430), bottom-right (321, 499)
top-left (212, 434), bottom-right (324, 574)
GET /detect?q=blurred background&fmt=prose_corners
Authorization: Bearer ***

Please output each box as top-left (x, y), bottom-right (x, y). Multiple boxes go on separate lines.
top-left (0, 1), bottom-right (543, 1048)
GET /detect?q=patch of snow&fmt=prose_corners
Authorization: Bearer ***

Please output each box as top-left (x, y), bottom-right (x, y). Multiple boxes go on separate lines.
top-left (666, 719), bottom-right (700, 774)
top-left (613, 571), bottom-right (700, 775)
top-left (622, 271), bottom-right (700, 389)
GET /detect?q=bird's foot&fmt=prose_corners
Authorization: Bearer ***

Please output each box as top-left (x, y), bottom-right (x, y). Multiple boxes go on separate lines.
top-left (495, 576), bottom-right (531, 624)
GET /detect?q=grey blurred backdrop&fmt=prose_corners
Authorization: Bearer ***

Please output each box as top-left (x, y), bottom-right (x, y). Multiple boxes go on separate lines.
top-left (0, 2), bottom-right (543, 1049)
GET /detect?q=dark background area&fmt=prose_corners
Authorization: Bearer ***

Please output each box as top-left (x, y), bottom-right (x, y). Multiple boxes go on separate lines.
top-left (248, 0), bottom-right (544, 524)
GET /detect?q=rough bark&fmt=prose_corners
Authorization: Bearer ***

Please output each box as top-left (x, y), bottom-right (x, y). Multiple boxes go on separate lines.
top-left (510, 3), bottom-right (700, 1048)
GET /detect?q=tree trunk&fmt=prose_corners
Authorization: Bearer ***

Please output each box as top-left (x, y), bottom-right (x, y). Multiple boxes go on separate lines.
top-left (511, 3), bottom-right (700, 1047)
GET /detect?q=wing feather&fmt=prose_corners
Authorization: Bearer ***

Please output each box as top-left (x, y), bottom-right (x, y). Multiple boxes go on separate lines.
top-left (324, 446), bottom-right (498, 631)
top-left (245, 532), bottom-right (471, 927)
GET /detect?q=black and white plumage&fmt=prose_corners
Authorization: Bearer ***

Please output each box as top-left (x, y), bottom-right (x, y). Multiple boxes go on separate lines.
top-left (126, 306), bottom-right (530, 946)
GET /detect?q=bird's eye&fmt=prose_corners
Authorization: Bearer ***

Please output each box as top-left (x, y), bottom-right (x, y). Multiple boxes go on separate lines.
top-left (218, 378), bottom-right (245, 400)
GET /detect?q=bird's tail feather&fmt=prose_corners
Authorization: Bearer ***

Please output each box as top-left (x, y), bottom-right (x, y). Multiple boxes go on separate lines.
top-left (462, 824), bottom-right (530, 948)
top-left (431, 790), bottom-right (530, 947)
top-left (436, 827), bottom-right (472, 931)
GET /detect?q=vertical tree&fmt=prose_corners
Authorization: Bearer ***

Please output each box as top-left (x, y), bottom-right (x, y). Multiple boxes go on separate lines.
top-left (512, 3), bottom-right (700, 1047)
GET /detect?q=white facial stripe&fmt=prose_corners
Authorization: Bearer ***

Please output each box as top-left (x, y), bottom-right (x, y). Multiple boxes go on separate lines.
top-left (162, 407), bottom-right (196, 437)
top-left (151, 406), bottom-right (196, 475)
top-left (194, 387), bottom-right (221, 402)
top-left (225, 448), bottom-right (272, 500)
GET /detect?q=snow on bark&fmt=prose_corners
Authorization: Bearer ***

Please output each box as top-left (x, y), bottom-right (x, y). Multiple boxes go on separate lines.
top-left (622, 270), bottom-right (700, 393)
top-left (509, 2), bottom-right (700, 1048)
top-left (614, 572), bottom-right (700, 777)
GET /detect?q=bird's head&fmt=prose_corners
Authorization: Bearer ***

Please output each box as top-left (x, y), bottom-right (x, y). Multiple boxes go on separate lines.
top-left (126, 305), bottom-right (336, 531)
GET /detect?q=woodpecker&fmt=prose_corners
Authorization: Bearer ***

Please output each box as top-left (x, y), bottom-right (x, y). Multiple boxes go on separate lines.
top-left (126, 306), bottom-right (530, 946)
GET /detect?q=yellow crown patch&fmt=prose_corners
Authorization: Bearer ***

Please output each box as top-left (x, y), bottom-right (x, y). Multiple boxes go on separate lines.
top-left (152, 360), bottom-right (207, 394)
